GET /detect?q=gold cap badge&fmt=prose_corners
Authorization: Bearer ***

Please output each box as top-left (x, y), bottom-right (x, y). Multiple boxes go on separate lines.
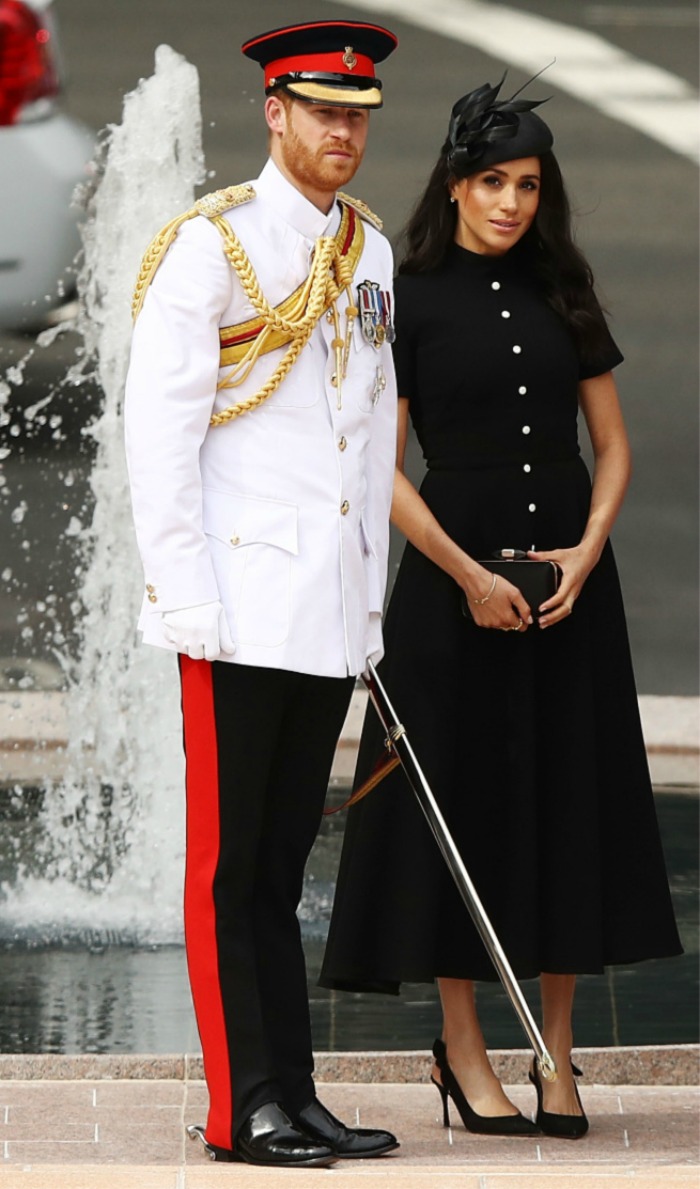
top-left (343, 46), bottom-right (358, 70)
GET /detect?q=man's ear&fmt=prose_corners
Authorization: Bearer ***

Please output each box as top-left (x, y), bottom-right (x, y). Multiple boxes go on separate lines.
top-left (265, 94), bottom-right (287, 137)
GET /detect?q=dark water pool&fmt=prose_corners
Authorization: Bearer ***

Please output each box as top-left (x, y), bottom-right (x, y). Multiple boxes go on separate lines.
top-left (0, 789), bottom-right (696, 1054)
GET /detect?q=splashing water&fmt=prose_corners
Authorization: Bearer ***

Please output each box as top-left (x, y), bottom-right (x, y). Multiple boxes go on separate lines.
top-left (2, 46), bottom-right (206, 943)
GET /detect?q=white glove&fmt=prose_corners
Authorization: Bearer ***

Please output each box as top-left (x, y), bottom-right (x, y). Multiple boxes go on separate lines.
top-left (363, 611), bottom-right (384, 673)
top-left (161, 600), bottom-right (235, 662)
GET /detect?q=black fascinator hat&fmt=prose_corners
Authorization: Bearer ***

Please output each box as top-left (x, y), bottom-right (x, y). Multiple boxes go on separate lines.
top-left (447, 73), bottom-right (553, 176)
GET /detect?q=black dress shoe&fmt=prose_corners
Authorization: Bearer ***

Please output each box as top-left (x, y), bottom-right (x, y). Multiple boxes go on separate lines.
top-left (432, 1039), bottom-right (540, 1137)
top-left (529, 1059), bottom-right (590, 1140)
top-left (292, 1097), bottom-right (400, 1158)
top-left (187, 1103), bottom-right (337, 1167)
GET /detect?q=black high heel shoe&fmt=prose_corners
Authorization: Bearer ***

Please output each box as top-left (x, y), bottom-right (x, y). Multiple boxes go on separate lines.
top-left (529, 1059), bottom-right (589, 1139)
top-left (431, 1039), bottom-right (539, 1137)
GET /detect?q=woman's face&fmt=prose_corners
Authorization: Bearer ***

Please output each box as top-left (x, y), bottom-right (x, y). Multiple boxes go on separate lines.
top-left (450, 157), bottom-right (541, 255)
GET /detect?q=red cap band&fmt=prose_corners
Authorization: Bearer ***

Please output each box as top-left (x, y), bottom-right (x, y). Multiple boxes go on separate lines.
top-left (265, 50), bottom-right (375, 88)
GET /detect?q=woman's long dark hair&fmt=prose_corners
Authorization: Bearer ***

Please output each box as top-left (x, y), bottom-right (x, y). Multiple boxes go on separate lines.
top-left (398, 142), bottom-right (611, 361)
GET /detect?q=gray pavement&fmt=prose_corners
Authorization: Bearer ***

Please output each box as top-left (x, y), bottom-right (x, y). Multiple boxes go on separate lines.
top-left (2, 1061), bottom-right (699, 1186)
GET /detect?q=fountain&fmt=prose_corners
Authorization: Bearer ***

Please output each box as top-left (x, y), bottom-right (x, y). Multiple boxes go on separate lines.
top-left (1, 45), bottom-right (207, 944)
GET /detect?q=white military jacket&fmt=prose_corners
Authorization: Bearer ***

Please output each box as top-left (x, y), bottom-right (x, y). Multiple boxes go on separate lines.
top-left (124, 158), bottom-right (397, 679)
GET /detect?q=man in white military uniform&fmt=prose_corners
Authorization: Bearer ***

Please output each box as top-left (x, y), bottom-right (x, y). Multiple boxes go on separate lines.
top-left (124, 20), bottom-right (399, 1170)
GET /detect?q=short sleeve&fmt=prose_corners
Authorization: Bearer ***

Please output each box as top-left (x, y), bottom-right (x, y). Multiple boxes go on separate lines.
top-left (391, 275), bottom-right (419, 402)
top-left (579, 322), bottom-right (624, 381)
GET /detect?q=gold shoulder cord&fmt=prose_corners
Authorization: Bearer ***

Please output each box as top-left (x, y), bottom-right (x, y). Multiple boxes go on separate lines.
top-left (130, 184), bottom-right (256, 323)
top-left (131, 185), bottom-right (375, 427)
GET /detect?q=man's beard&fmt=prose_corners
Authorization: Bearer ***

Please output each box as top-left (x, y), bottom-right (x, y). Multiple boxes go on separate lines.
top-left (280, 123), bottom-right (362, 193)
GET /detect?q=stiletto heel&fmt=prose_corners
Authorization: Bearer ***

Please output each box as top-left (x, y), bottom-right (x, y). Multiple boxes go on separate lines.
top-left (432, 1039), bottom-right (539, 1137)
top-left (529, 1059), bottom-right (589, 1139)
top-left (431, 1075), bottom-right (451, 1128)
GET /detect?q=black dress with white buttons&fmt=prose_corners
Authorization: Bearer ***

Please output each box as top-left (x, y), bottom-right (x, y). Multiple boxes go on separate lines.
top-left (321, 240), bottom-right (682, 991)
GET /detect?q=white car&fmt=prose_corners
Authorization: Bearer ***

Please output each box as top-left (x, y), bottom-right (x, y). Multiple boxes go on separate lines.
top-left (0, 0), bottom-right (94, 330)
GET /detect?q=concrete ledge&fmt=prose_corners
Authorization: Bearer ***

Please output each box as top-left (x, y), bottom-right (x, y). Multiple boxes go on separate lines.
top-left (1, 1044), bottom-right (697, 1085)
top-left (1, 689), bottom-right (698, 786)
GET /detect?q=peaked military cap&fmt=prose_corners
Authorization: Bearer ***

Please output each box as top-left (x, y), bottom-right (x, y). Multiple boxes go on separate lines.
top-left (241, 20), bottom-right (398, 108)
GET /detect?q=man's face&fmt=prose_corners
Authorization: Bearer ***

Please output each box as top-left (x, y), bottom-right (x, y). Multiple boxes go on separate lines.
top-left (271, 96), bottom-right (370, 195)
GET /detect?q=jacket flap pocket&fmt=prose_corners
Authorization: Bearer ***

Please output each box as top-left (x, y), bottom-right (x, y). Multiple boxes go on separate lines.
top-left (203, 491), bottom-right (299, 555)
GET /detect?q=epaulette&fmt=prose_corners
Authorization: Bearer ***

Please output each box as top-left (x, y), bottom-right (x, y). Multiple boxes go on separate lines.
top-left (194, 183), bottom-right (256, 220)
top-left (132, 184), bottom-right (256, 321)
top-left (337, 191), bottom-right (383, 231)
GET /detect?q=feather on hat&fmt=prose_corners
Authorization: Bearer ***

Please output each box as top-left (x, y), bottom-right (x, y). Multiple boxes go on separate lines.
top-left (447, 73), bottom-right (553, 175)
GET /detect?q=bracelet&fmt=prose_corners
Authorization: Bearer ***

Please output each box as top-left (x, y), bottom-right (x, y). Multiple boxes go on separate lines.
top-left (471, 573), bottom-right (497, 605)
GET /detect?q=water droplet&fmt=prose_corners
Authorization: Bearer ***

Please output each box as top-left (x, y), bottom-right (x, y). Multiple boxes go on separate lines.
top-left (11, 502), bottom-right (28, 525)
top-left (65, 516), bottom-right (83, 537)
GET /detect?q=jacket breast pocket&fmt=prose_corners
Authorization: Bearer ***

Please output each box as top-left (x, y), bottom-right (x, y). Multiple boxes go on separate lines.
top-left (203, 490), bottom-right (298, 648)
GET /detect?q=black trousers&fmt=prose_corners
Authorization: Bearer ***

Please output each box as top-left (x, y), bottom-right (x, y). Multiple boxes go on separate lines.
top-left (179, 657), bottom-right (354, 1149)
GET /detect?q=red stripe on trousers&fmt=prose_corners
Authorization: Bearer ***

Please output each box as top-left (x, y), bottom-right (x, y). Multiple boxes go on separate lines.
top-left (180, 656), bottom-right (233, 1149)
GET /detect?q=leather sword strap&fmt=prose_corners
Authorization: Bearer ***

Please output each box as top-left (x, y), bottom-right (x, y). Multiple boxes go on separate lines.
top-left (322, 752), bottom-right (400, 816)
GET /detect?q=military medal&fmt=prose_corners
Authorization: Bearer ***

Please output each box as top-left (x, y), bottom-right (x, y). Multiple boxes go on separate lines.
top-left (357, 279), bottom-right (395, 348)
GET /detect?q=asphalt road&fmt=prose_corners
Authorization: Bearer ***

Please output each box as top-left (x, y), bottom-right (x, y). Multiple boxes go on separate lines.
top-left (1, 0), bottom-right (697, 693)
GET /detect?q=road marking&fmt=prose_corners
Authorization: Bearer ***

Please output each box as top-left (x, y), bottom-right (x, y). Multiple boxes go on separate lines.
top-left (586, 6), bottom-right (699, 27)
top-left (339, 0), bottom-right (699, 161)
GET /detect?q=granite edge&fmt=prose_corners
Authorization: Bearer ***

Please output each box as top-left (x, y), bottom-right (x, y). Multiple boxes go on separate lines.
top-left (0, 1045), bottom-right (697, 1085)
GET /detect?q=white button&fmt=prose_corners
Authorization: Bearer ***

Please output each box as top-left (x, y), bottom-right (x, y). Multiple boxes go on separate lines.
top-left (501, 310), bottom-right (511, 319)
top-left (528, 503), bottom-right (537, 512)
top-left (522, 425), bottom-right (531, 435)
top-left (519, 385), bottom-right (527, 395)
top-left (513, 345), bottom-right (522, 354)
top-left (230, 535), bottom-right (240, 546)
top-left (523, 464), bottom-right (531, 473)
top-left (491, 281), bottom-right (501, 291)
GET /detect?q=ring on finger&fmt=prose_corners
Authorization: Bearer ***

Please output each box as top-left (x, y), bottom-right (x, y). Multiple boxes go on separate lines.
top-left (510, 618), bottom-right (524, 632)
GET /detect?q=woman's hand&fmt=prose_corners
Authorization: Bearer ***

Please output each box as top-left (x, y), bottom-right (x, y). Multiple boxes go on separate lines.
top-left (462, 566), bottom-right (533, 632)
top-left (528, 545), bottom-right (598, 628)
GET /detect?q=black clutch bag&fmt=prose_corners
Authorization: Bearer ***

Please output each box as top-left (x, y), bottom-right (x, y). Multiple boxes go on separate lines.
top-left (460, 549), bottom-right (561, 621)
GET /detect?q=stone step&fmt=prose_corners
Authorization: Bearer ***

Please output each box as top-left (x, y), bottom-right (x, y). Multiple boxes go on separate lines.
top-left (0, 687), bottom-right (697, 787)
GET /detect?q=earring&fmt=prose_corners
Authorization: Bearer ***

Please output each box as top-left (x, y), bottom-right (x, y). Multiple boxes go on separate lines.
top-left (449, 196), bottom-right (456, 204)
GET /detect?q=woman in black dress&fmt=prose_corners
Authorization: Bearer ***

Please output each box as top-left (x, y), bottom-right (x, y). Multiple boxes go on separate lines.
top-left (321, 80), bottom-right (682, 1139)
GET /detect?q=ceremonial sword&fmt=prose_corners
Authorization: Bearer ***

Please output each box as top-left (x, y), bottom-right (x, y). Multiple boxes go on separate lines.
top-left (363, 659), bottom-right (557, 1083)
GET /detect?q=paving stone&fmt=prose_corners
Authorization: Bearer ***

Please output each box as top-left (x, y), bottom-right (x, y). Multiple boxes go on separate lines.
top-left (1, 1078), bottom-right (697, 1184)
